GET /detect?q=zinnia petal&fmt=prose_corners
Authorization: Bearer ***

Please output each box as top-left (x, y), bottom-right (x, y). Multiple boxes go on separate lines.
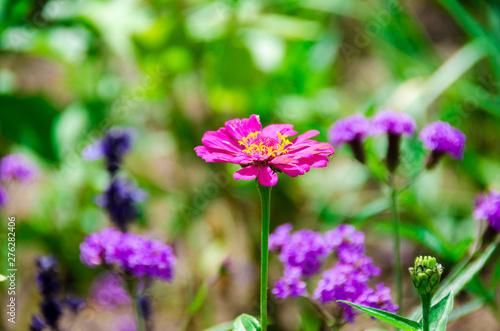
top-left (258, 166), bottom-right (278, 186)
top-left (233, 165), bottom-right (259, 181)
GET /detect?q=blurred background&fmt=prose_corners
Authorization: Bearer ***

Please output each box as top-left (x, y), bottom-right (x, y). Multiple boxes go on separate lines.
top-left (1, 0), bottom-right (500, 330)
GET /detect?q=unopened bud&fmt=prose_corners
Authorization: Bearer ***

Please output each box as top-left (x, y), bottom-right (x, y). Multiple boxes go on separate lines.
top-left (408, 256), bottom-right (443, 298)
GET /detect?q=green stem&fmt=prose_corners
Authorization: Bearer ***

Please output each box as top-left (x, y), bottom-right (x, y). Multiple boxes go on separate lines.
top-left (421, 294), bottom-right (431, 331)
top-left (257, 182), bottom-right (272, 331)
top-left (391, 188), bottom-right (403, 314)
top-left (125, 278), bottom-right (146, 331)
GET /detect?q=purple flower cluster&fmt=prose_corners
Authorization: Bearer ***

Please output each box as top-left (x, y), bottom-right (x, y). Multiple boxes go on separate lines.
top-left (269, 224), bottom-right (397, 324)
top-left (80, 228), bottom-right (176, 282)
top-left (95, 177), bottom-right (146, 231)
top-left (329, 110), bottom-right (466, 170)
top-left (474, 190), bottom-right (500, 232)
top-left (269, 225), bottom-right (330, 298)
top-left (82, 127), bottom-right (137, 174)
top-left (419, 121), bottom-right (466, 160)
top-left (314, 225), bottom-right (397, 322)
top-left (0, 153), bottom-right (39, 207)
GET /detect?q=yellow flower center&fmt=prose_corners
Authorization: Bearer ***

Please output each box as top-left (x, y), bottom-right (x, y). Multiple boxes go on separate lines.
top-left (238, 131), bottom-right (291, 157)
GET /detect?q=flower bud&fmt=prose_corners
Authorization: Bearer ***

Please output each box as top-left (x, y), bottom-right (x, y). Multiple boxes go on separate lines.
top-left (408, 256), bottom-right (443, 298)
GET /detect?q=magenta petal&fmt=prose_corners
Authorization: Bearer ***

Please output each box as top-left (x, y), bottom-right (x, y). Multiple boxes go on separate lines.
top-left (201, 129), bottom-right (241, 154)
top-left (233, 165), bottom-right (259, 181)
top-left (274, 164), bottom-right (305, 177)
top-left (292, 130), bottom-right (320, 144)
top-left (194, 146), bottom-right (238, 163)
top-left (303, 155), bottom-right (329, 168)
top-left (225, 115), bottom-right (262, 141)
top-left (258, 166), bottom-right (278, 186)
top-left (262, 124), bottom-right (296, 140)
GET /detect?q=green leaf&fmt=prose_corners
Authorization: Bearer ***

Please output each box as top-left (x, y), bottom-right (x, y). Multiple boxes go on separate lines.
top-left (426, 291), bottom-right (454, 331)
top-left (203, 321), bottom-right (233, 331)
top-left (434, 243), bottom-right (496, 304)
top-left (448, 299), bottom-right (483, 322)
top-left (338, 301), bottom-right (421, 331)
top-left (188, 281), bottom-right (208, 314)
top-left (232, 314), bottom-right (261, 331)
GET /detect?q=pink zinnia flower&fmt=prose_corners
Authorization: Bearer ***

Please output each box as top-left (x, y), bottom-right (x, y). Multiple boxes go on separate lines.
top-left (194, 115), bottom-right (334, 186)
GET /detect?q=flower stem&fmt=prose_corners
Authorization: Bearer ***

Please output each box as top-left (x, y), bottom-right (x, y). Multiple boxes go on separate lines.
top-left (133, 294), bottom-right (146, 331)
top-left (125, 278), bottom-right (146, 331)
top-left (391, 188), bottom-right (403, 314)
top-left (421, 294), bottom-right (431, 331)
top-left (257, 182), bottom-right (272, 331)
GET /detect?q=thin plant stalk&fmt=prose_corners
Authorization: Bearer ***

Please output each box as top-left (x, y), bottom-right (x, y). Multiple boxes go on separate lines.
top-left (391, 188), bottom-right (403, 314)
top-left (421, 294), bottom-right (431, 331)
top-left (125, 278), bottom-right (146, 331)
top-left (257, 182), bottom-right (272, 331)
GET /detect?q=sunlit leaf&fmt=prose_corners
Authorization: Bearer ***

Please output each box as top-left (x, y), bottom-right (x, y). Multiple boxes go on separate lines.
top-left (338, 301), bottom-right (421, 331)
top-left (425, 291), bottom-right (454, 331)
top-left (232, 314), bottom-right (261, 331)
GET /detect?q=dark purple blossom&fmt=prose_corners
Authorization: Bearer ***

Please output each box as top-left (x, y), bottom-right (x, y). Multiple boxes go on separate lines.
top-left (35, 256), bottom-right (60, 297)
top-left (0, 183), bottom-right (7, 207)
top-left (80, 228), bottom-right (177, 282)
top-left (95, 177), bottom-right (146, 231)
top-left (65, 297), bottom-right (86, 313)
top-left (30, 315), bottom-right (45, 331)
top-left (34, 256), bottom-right (63, 329)
top-left (0, 154), bottom-right (38, 181)
top-left (82, 127), bottom-right (137, 174)
top-left (91, 273), bottom-right (132, 308)
top-left (474, 190), bottom-right (500, 232)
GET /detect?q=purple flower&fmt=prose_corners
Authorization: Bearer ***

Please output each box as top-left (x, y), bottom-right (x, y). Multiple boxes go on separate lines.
top-left (34, 256), bottom-right (63, 329)
top-left (279, 229), bottom-right (329, 278)
top-left (80, 228), bottom-right (177, 282)
top-left (474, 190), bottom-right (500, 232)
top-left (270, 224), bottom-right (396, 324)
top-left (0, 154), bottom-right (38, 181)
top-left (36, 256), bottom-right (60, 297)
top-left (0, 183), bottom-right (7, 207)
top-left (418, 121), bottom-right (466, 168)
top-left (30, 315), bottom-right (45, 331)
top-left (65, 297), bottom-right (86, 313)
top-left (313, 264), bottom-right (396, 323)
top-left (96, 177), bottom-right (146, 231)
top-left (82, 127), bottom-right (137, 174)
top-left (328, 114), bottom-right (370, 163)
top-left (272, 267), bottom-right (307, 299)
top-left (371, 110), bottom-right (417, 172)
top-left (268, 223), bottom-right (293, 252)
top-left (329, 114), bottom-right (371, 146)
top-left (371, 110), bottom-right (417, 137)
top-left (91, 273), bottom-right (132, 308)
